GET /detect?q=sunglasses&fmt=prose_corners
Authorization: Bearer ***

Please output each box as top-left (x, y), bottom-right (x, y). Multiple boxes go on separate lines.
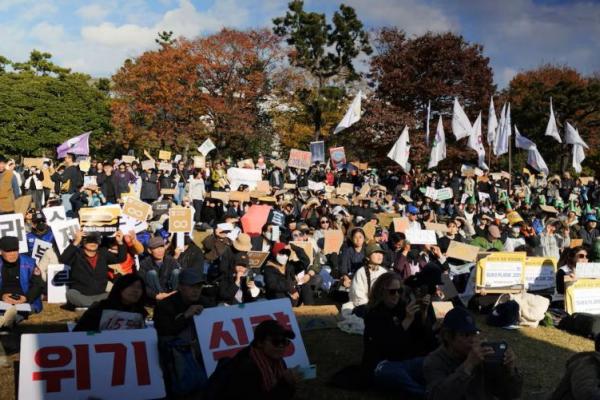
top-left (268, 337), bottom-right (291, 347)
top-left (387, 288), bottom-right (402, 295)
top-left (320, 220), bottom-right (329, 224)
top-left (576, 253), bottom-right (588, 259)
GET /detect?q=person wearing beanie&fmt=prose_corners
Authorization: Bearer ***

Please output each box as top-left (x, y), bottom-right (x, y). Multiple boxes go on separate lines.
top-left (138, 235), bottom-right (181, 304)
top-left (349, 243), bottom-right (390, 315)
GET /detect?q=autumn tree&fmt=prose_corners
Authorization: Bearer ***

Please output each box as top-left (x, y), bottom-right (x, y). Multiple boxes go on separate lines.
top-left (366, 29), bottom-right (495, 167)
top-left (506, 65), bottom-right (600, 174)
top-left (273, 0), bottom-right (372, 141)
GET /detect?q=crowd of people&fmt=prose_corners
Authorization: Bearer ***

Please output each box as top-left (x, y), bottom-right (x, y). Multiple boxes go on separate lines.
top-left (0, 150), bottom-right (599, 399)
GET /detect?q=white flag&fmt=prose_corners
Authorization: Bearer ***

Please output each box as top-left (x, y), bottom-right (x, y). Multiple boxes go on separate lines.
top-left (387, 126), bottom-right (411, 171)
top-left (494, 103), bottom-right (511, 156)
top-left (452, 98), bottom-right (472, 140)
top-left (565, 122), bottom-right (588, 148)
top-left (425, 100), bottom-right (431, 147)
top-left (198, 138), bottom-right (216, 156)
top-left (468, 113), bottom-right (488, 170)
top-left (573, 144), bottom-right (586, 173)
top-left (334, 90), bottom-right (362, 134)
top-left (515, 126), bottom-right (549, 175)
top-left (428, 115), bottom-right (446, 169)
top-left (544, 98), bottom-right (561, 143)
top-left (487, 97), bottom-right (498, 146)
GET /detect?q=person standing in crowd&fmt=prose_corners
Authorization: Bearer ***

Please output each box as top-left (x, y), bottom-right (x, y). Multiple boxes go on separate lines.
top-left (189, 168), bottom-right (206, 222)
top-left (59, 230), bottom-right (126, 308)
top-left (23, 166), bottom-right (45, 209)
top-left (113, 162), bottom-right (136, 201)
top-left (138, 236), bottom-right (181, 303)
top-left (0, 156), bottom-right (20, 214)
top-left (97, 163), bottom-right (118, 204)
top-left (140, 166), bottom-right (159, 204)
top-left (58, 153), bottom-right (83, 215)
top-left (424, 307), bottom-right (523, 400)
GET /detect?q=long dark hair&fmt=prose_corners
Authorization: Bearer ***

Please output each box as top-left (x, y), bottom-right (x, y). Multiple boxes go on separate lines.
top-left (367, 272), bottom-right (406, 310)
top-left (106, 274), bottom-right (148, 317)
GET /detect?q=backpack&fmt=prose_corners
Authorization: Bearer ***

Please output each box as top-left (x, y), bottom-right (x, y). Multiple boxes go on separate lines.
top-left (558, 313), bottom-right (600, 338)
top-left (487, 300), bottom-right (520, 328)
top-left (158, 337), bottom-right (207, 396)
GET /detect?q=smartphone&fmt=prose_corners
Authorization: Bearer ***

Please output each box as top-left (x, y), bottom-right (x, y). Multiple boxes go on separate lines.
top-left (481, 341), bottom-right (508, 364)
top-left (9, 293), bottom-right (21, 301)
top-left (298, 365), bottom-right (317, 380)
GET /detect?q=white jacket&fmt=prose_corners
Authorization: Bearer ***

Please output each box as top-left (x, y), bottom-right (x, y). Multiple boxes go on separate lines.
top-left (349, 265), bottom-right (388, 307)
top-left (188, 178), bottom-right (205, 201)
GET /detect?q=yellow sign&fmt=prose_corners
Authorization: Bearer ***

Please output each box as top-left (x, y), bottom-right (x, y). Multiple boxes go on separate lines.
top-left (476, 252), bottom-right (526, 293)
top-left (565, 279), bottom-right (600, 315)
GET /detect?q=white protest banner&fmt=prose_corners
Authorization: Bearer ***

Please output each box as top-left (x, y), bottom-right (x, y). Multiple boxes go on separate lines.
top-left (198, 138), bottom-right (216, 156)
top-left (288, 149), bottom-right (312, 170)
top-left (476, 252), bottom-right (526, 293)
top-left (566, 279), bottom-right (600, 314)
top-left (227, 167), bottom-right (262, 191)
top-left (436, 187), bottom-right (453, 201)
top-left (478, 191), bottom-right (490, 203)
top-left (425, 187), bottom-right (437, 199)
top-left (47, 264), bottom-right (70, 304)
top-left (0, 213), bottom-right (27, 253)
top-left (19, 329), bottom-right (165, 400)
top-left (83, 176), bottom-right (97, 187)
top-left (32, 239), bottom-right (52, 265)
top-left (524, 257), bottom-right (557, 291)
top-left (140, 160), bottom-right (155, 171)
top-left (50, 218), bottom-right (80, 254)
top-left (308, 180), bottom-right (325, 192)
top-left (43, 205), bottom-right (67, 224)
top-left (460, 193), bottom-right (470, 204)
top-left (119, 214), bottom-right (148, 234)
top-left (576, 263), bottom-right (600, 279)
top-left (405, 230), bottom-right (437, 245)
top-left (195, 298), bottom-right (309, 376)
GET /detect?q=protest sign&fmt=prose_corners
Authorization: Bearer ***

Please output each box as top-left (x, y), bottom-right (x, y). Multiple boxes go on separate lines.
top-left (50, 218), bottom-right (80, 254)
top-left (393, 217), bottom-right (409, 233)
top-left (478, 192), bottom-right (490, 203)
top-left (79, 160), bottom-right (91, 173)
top-left (32, 239), bottom-right (52, 265)
top-left (227, 167), bottom-right (262, 191)
top-left (290, 241), bottom-right (314, 265)
top-left (436, 187), bottom-right (453, 201)
top-left (83, 176), bottom-right (97, 187)
top-left (476, 252), bottom-right (526, 293)
top-left (19, 329), bottom-right (165, 400)
top-left (446, 241), bottom-right (480, 262)
top-left (14, 194), bottom-right (32, 215)
top-left (256, 180), bottom-right (271, 193)
top-left (329, 147), bottom-right (346, 169)
top-left (43, 205), bottom-right (67, 224)
top-left (524, 257), bottom-right (557, 291)
top-left (566, 279), bottom-right (600, 315)
top-left (336, 182), bottom-right (354, 196)
top-left (579, 177), bottom-right (594, 185)
top-left (168, 208), bottom-right (193, 233)
top-left (121, 155), bottom-right (136, 164)
top-left (193, 155), bottom-right (205, 169)
top-left (308, 180), bottom-right (325, 192)
top-left (288, 149), bottom-right (312, 170)
top-left (406, 230), bottom-right (437, 245)
top-left (194, 298), bottom-right (309, 376)
top-left (47, 264), bottom-right (70, 304)
top-left (310, 141), bottom-right (325, 163)
top-left (119, 215), bottom-right (148, 234)
top-left (570, 239), bottom-right (584, 248)
top-left (269, 210), bottom-right (285, 227)
top-left (140, 160), bottom-right (155, 171)
top-left (362, 220), bottom-right (377, 241)
top-left (284, 183), bottom-right (296, 190)
top-left (229, 191), bottom-right (250, 203)
top-left (424, 222), bottom-right (449, 233)
top-left (210, 191), bottom-right (230, 204)
top-left (0, 213), bottom-right (27, 253)
top-left (157, 162), bottom-right (172, 172)
top-left (539, 205), bottom-right (558, 214)
top-left (158, 150), bottom-right (171, 160)
top-left (432, 301), bottom-right (454, 320)
top-left (323, 230), bottom-right (344, 255)
top-left (123, 198), bottom-right (151, 222)
top-left (247, 251), bottom-right (269, 269)
top-left (425, 187), bottom-right (437, 199)
top-left (198, 138), bottom-right (216, 156)
top-left (576, 263), bottom-right (600, 278)
top-left (80, 205), bottom-right (121, 235)
top-left (237, 158), bottom-right (255, 169)
top-left (24, 157), bottom-right (44, 169)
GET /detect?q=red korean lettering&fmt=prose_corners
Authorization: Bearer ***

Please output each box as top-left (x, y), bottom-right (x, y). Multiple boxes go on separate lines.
top-left (74, 344), bottom-right (91, 390)
top-left (95, 343), bottom-right (127, 386)
top-left (209, 321), bottom-right (236, 349)
top-left (132, 341), bottom-right (151, 386)
top-left (33, 346), bottom-right (74, 392)
top-left (232, 317), bottom-right (249, 346)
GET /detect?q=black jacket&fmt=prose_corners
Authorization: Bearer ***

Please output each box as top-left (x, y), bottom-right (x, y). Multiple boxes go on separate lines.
top-left (153, 291), bottom-right (215, 337)
top-left (97, 173), bottom-right (118, 203)
top-left (138, 255), bottom-right (180, 300)
top-left (73, 298), bottom-right (147, 332)
top-left (59, 243), bottom-right (126, 296)
top-left (140, 171), bottom-right (159, 201)
top-left (178, 242), bottom-right (205, 271)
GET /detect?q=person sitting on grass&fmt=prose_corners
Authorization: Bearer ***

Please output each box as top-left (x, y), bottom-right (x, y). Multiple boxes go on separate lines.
top-left (0, 236), bottom-right (44, 331)
top-left (59, 230), bottom-right (126, 308)
top-left (138, 236), bottom-right (181, 304)
top-left (74, 274), bottom-right (148, 331)
top-left (423, 307), bottom-right (523, 400)
top-left (349, 243), bottom-right (390, 317)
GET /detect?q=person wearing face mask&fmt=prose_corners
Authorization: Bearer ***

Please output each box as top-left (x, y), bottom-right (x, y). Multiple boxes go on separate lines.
top-left (251, 223), bottom-right (276, 252)
top-left (25, 211), bottom-right (54, 257)
top-left (349, 244), bottom-right (390, 316)
top-left (503, 223), bottom-right (526, 252)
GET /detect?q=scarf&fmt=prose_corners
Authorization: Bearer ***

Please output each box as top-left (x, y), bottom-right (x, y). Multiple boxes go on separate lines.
top-left (249, 346), bottom-right (286, 392)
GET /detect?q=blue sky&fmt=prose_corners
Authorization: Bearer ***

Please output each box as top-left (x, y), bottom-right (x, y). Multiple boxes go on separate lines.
top-left (0, 0), bottom-right (598, 87)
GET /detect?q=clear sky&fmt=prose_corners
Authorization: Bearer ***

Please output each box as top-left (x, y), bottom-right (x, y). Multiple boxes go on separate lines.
top-left (0, 0), bottom-right (598, 87)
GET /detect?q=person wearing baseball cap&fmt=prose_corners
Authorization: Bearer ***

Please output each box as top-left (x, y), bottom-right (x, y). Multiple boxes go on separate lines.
top-left (579, 213), bottom-right (599, 248)
top-left (139, 235), bottom-right (181, 304)
top-left (469, 224), bottom-right (504, 251)
top-left (349, 243), bottom-right (389, 315)
top-left (406, 204), bottom-right (422, 231)
top-left (424, 307), bottom-right (522, 399)
top-left (0, 236), bottom-right (44, 327)
top-left (25, 211), bottom-right (54, 257)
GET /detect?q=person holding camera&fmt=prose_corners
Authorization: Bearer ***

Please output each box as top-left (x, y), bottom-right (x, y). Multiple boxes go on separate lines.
top-left (423, 307), bottom-right (522, 400)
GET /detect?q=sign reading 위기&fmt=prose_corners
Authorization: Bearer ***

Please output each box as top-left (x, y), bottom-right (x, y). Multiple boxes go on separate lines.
top-left (194, 298), bottom-right (309, 376)
top-left (18, 329), bottom-right (165, 400)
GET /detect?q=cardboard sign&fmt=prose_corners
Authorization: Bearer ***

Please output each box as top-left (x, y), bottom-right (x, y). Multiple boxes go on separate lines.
top-left (229, 191), bottom-right (250, 203)
top-left (540, 205), bottom-right (558, 214)
top-left (119, 214), bottom-right (148, 234)
top-left (168, 207), bottom-right (193, 233)
top-left (227, 167), bottom-right (262, 191)
top-left (160, 188), bottom-right (176, 195)
top-left (79, 160), bottom-right (91, 173)
top-left (32, 239), bottom-right (52, 265)
top-left (287, 149), bottom-right (312, 170)
top-left (0, 213), bottom-right (27, 253)
top-left (393, 217), bottom-right (409, 233)
top-left (436, 187), bottom-right (453, 201)
top-left (209, 191), bottom-right (230, 204)
top-left (158, 150), bottom-right (171, 161)
top-left (308, 180), bottom-right (325, 192)
top-left (524, 257), bottom-right (557, 291)
top-left (193, 155), bottom-right (205, 169)
top-left (570, 239), bottom-right (584, 249)
top-left (237, 158), bottom-right (255, 169)
top-left (198, 138), bottom-right (216, 156)
top-left (576, 262), bottom-right (600, 279)
top-left (579, 177), bottom-right (594, 185)
top-left (290, 241), bottom-right (314, 265)
top-left (476, 252), bottom-right (526, 293)
top-left (194, 299), bottom-right (309, 376)
top-left (284, 183), bottom-right (296, 190)
top-left (80, 205), bottom-right (121, 235)
top-left (43, 206), bottom-right (67, 224)
top-left (50, 218), bottom-right (80, 254)
top-left (336, 183), bottom-right (354, 196)
top-left (247, 251), bottom-right (269, 269)
top-left (15, 194), bottom-right (32, 216)
top-left (329, 147), bottom-right (346, 169)
top-left (256, 180), bottom-right (271, 193)
top-left (19, 330), bottom-right (165, 400)
top-left (362, 220), bottom-right (377, 241)
top-left (158, 162), bottom-right (172, 172)
top-left (446, 241), bottom-right (480, 262)
top-left (47, 264), bottom-right (71, 304)
top-left (121, 155), bottom-right (136, 164)
top-left (123, 198), bottom-right (151, 222)
top-left (24, 157), bottom-right (44, 169)
top-left (432, 301), bottom-right (454, 320)
top-left (406, 229), bottom-right (437, 245)
top-left (424, 222), bottom-right (449, 233)
top-left (141, 160), bottom-right (155, 171)
top-left (310, 141), bottom-right (325, 163)
top-left (323, 230), bottom-right (344, 255)
top-left (566, 279), bottom-right (600, 315)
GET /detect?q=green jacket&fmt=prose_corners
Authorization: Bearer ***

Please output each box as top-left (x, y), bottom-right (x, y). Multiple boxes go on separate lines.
top-left (470, 236), bottom-right (503, 251)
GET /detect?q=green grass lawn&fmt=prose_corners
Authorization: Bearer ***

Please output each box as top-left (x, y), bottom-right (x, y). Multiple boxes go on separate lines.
top-left (0, 303), bottom-right (594, 400)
